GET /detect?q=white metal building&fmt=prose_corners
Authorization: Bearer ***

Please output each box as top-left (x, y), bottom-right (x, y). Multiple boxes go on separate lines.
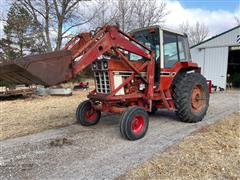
top-left (191, 25), bottom-right (240, 89)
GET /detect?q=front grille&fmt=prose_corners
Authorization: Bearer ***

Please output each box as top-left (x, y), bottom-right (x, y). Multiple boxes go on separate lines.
top-left (94, 71), bottom-right (110, 93)
top-left (92, 60), bottom-right (110, 94)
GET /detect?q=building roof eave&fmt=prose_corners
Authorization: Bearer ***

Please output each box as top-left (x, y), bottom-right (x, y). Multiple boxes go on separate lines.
top-left (190, 25), bottom-right (240, 49)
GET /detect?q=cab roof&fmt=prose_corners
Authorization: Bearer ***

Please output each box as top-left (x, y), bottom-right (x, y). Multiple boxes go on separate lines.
top-left (129, 25), bottom-right (186, 36)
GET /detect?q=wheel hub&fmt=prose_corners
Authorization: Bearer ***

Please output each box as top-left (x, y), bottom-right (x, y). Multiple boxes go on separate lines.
top-left (131, 115), bottom-right (144, 134)
top-left (84, 106), bottom-right (97, 121)
top-left (191, 85), bottom-right (205, 112)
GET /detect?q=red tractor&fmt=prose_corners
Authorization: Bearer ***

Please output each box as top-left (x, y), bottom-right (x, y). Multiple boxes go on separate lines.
top-left (0, 25), bottom-right (209, 140)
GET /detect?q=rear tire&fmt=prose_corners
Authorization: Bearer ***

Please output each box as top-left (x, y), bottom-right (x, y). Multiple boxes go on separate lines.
top-left (172, 70), bottom-right (186, 92)
top-left (120, 106), bottom-right (149, 140)
top-left (173, 72), bottom-right (209, 123)
top-left (76, 100), bottom-right (101, 126)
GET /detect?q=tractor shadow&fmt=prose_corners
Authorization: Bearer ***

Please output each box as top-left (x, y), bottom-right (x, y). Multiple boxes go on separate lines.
top-left (0, 94), bottom-right (25, 101)
top-left (98, 110), bottom-right (179, 128)
top-left (97, 113), bottom-right (121, 127)
top-left (149, 110), bottom-right (179, 122)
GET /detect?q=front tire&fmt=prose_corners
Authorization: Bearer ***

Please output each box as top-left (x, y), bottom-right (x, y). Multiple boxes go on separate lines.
top-left (173, 72), bottom-right (209, 123)
top-left (120, 106), bottom-right (149, 140)
top-left (76, 100), bottom-right (101, 126)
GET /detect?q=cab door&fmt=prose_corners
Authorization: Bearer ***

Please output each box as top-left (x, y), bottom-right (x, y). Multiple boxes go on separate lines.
top-left (161, 31), bottom-right (190, 68)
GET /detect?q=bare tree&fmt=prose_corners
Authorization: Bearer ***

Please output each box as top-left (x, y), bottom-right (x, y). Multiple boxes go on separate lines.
top-left (5, 0), bottom-right (168, 51)
top-left (179, 21), bottom-right (209, 46)
top-left (115, 0), bottom-right (134, 31)
top-left (133, 0), bottom-right (168, 28)
top-left (234, 16), bottom-right (240, 25)
top-left (114, 0), bottom-right (168, 31)
top-left (89, 0), bottom-right (118, 29)
top-left (15, 0), bottom-right (97, 51)
top-left (88, 0), bottom-right (134, 31)
top-left (90, 0), bottom-right (168, 32)
top-left (178, 21), bottom-right (190, 35)
top-left (21, 0), bottom-right (53, 51)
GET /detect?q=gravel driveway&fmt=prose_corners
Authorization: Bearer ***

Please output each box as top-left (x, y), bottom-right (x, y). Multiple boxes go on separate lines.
top-left (0, 92), bottom-right (239, 179)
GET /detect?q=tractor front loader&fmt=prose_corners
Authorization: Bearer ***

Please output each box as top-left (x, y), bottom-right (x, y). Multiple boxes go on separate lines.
top-left (0, 25), bottom-right (209, 140)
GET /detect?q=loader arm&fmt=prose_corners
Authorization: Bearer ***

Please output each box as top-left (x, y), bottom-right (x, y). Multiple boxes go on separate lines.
top-left (68, 25), bottom-right (154, 76)
top-left (59, 25), bottom-right (156, 99)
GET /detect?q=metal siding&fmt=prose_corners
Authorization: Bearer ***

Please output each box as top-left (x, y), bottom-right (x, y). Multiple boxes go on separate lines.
top-left (191, 48), bottom-right (204, 72)
top-left (197, 27), bottom-right (240, 48)
top-left (203, 47), bottom-right (228, 88)
top-left (190, 27), bottom-right (239, 89)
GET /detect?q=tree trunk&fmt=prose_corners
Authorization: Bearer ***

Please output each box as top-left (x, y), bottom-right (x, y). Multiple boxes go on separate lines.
top-left (55, 18), bottom-right (63, 51)
top-left (44, 0), bottom-right (52, 51)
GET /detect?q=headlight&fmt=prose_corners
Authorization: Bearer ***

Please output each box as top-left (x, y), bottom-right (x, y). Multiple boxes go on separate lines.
top-left (103, 61), bottom-right (108, 69)
top-left (92, 62), bottom-right (97, 69)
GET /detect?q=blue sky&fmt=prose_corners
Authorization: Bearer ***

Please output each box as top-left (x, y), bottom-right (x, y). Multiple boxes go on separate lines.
top-left (178, 0), bottom-right (240, 11)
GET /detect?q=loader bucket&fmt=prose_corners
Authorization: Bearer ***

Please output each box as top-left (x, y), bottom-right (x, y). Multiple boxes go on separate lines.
top-left (0, 50), bottom-right (73, 86)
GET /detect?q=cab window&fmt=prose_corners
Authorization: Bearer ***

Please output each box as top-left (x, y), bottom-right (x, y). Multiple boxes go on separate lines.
top-left (163, 31), bottom-right (188, 68)
top-left (163, 33), bottom-right (178, 68)
top-left (178, 36), bottom-right (186, 60)
top-left (129, 28), bottom-right (160, 62)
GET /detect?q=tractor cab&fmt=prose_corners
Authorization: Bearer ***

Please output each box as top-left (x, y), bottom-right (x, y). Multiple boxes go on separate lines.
top-left (129, 26), bottom-right (191, 85)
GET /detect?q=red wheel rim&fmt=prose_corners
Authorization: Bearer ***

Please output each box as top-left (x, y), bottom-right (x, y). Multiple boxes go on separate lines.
top-left (84, 106), bottom-right (97, 122)
top-left (131, 115), bottom-right (145, 134)
top-left (191, 85), bottom-right (205, 112)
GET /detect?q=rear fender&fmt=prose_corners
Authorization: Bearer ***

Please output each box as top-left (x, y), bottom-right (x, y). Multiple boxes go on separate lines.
top-left (159, 62), bottom-right (200, 90)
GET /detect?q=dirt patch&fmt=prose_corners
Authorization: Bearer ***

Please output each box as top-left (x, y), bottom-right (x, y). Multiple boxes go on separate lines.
top-left (120, 112), bottom-right (240, 180)
top-left (49, 137), bottom-right (73, 147)
top-left (0, 91), bottom-right (89, 140)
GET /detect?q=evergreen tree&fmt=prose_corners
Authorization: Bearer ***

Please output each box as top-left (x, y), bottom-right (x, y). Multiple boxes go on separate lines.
top-left (0, 3), bottom-right (46, 60)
